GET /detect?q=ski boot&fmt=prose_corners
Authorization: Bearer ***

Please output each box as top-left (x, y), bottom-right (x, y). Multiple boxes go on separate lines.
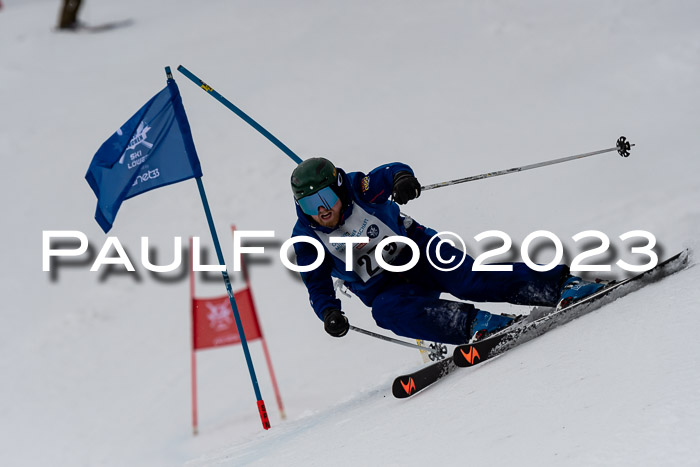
top-left (557, 275), bottom-right (606, 309)
top-left (468, 310), bottom-right (523, 343)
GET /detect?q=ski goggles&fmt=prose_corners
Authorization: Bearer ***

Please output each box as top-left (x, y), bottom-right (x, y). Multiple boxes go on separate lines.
top-left (297, 186), bottom-right (339, 216)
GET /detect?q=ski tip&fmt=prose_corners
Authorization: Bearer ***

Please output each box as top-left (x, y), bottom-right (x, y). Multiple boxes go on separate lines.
top-left (392, 358), bottom-right (456, 398)
top-left (392, 376), bottom-right (418, 399)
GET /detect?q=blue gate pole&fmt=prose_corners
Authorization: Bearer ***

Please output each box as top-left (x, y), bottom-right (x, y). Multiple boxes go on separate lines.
top-left (166, 66), bottom-right (270, 430)
top-left (177, 65), bottom-right (303, 165)
top-left (194, 175), bottom-right (271, 430)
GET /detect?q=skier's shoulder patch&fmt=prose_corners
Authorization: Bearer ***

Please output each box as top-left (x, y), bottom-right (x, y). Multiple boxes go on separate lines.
top-left (361, 175), bottom-right (370, 192)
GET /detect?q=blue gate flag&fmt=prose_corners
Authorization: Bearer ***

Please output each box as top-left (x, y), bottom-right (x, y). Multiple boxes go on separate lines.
top-left (85, 79), bottom-right (203, 233)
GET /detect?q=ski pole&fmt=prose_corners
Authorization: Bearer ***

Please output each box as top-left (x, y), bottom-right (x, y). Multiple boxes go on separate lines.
top-left (176, 65), bottom-right (303, 165)
top-left (421, 136), bottom-right (633, 192)
top-left (349, 325), bottom-right (444, 359)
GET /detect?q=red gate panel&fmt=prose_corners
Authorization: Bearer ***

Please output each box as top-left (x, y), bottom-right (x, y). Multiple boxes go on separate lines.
top-left (192, 287), bottom-right (262, 350)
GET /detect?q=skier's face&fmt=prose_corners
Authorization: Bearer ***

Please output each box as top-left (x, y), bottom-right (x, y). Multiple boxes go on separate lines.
top-left (311, 198), bottom-right (342, 228)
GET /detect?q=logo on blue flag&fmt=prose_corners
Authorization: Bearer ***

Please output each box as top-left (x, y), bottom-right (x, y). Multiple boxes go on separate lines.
top-left (85, 79), bottom-right (203, 233)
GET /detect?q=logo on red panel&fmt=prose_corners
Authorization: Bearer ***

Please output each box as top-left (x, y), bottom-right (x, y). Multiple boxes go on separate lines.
top-left (206, 299), bottom-right (233, 331)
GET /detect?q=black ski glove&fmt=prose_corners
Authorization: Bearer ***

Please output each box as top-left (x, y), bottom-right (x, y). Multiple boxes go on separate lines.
top-left (323, 308), bottom-right (349, 337)
top-left (392, 171), bottom-right (421, 205)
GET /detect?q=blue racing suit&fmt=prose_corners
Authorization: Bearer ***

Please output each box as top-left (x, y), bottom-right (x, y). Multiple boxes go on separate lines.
top-left (291, 163), bottom-right (568, 344)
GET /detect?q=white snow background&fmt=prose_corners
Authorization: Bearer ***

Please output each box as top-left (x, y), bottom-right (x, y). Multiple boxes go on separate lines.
top-left (1, 0), bottom-right (700, 466)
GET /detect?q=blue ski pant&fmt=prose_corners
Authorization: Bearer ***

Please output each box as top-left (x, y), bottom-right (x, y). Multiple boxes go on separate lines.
top-left (368, 225), bottom-right (568, 344)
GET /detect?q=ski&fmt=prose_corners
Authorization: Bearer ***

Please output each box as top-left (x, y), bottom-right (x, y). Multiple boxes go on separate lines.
top-left (392, 357), bottom-right (458, 398)
top-left (392, 249), bottom-right (690, 398)
top-left (453, 249), bottom-right (691, 368)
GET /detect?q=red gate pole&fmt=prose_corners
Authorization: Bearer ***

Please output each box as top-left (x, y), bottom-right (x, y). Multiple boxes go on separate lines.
top-left (190, 237), bottom-right (199, 435)
top-left (259, 338), bottom-right (286, 420)
top-left (232, 226), bottom-right (286, 420)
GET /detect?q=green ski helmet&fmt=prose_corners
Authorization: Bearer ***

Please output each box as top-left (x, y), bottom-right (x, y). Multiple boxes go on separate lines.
top-left (291, 157), bottom-right (338, 200)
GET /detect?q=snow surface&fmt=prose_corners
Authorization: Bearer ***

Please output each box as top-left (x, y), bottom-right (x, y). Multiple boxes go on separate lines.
top-left (2, 0), bottom-right (700, 466)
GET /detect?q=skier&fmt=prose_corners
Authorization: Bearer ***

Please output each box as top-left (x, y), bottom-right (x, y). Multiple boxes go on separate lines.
top-left (290, 157), bottom-right (603, 345)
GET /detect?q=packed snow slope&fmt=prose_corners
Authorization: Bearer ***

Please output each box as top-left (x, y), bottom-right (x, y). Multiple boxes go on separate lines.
top-left (1, 0), bottom-right (700, 466)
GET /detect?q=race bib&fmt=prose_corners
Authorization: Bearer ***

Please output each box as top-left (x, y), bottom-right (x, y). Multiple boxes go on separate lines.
top-left (315, 205), bottom-right (405, 282)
